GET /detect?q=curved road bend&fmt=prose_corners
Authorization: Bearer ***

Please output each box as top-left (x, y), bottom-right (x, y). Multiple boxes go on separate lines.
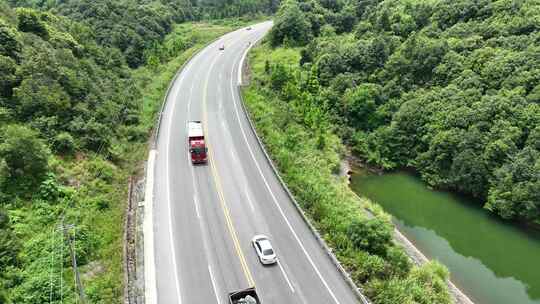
top-left (153, 21), bottom-right (360, 304)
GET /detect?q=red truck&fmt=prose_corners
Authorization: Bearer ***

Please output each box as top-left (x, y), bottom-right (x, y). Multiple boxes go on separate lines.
top-left (188, 121), bottom-right (207, 164)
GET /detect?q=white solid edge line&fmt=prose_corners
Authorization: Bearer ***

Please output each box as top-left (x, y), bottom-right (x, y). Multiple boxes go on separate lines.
top-left (277, 260), bottom-right (295, 293)
top-left (238, 23), bottom-right (270, 85)
top-left (231, 34), bottom-right (342, 304)
top-left (144, 149), bottom-right (157, 304)
top-left (237, 32), bottom-right (256, 85)
top-left (194, 193), bottom-right (202, 219)
top-left (208, 265), bottom-right (222, 304)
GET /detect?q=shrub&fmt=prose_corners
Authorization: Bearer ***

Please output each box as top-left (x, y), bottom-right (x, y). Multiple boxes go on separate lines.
top-left (270, 63), bottom-right (292, 91)
top-left (347, 217), bottom-right (393, 256)
top-left (0, 124), bottom-right (50, 193)
top-left (366, 261), bottom-right (451, 304)
top-left (270, 0), bottom-right (313, 46)
top-left (53, 132), bottom-right (76, 155)
top-left (16, 8), bottom-right (49, 39)
top-left (0, 20), bottom-right (21, 59)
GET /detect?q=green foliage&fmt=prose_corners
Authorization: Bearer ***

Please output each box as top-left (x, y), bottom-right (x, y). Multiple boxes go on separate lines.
top-left (347, 217), bottom-right (392, 256)
top-left (269, 0), bottom-right (540, 225)
top-left (9, 0), bottom-right (278, 68)
top-left (0, 20), bottom-right (21, 59)
top-left (52, 132), bottom-right (76, 155)
top-left (197, 0), bottom-right (279, 19)
top-left (366, 261), bottom-right (451, 304)
top-left (244, 42), bottom-right (451, 304)
top-left (16, 8), bottom-right (49, 38)
top-left (0, 209), bottom-right (20, 271)
top-left (342, 83), bottom-right (383, 130)
top-left (0, 8), bottom-right (144, 154)
top-left (0, 0), bottom-right (262, 301)
top-left (270, 0), bottom-right (313, 46)
top-left (0, 55), bottom-right (17, 99)
top-left (0, 124), bottom-right (50, 193)
top-left (486, 147), bottom-right (540, 223)
top-left (270, 62), bottom-right (293, 91)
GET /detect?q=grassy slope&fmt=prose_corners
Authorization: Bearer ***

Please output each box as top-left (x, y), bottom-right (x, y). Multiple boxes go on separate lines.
top-left (243, 42), bottom-right (452, 304)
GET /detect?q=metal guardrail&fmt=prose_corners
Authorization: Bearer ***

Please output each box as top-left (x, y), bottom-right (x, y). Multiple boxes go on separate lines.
top-left (235, 50), bottom-right (371, 304)
top-left (148, 23), bottom-right (371, 304)
top-left (124, 177), bottom-right (140, 304)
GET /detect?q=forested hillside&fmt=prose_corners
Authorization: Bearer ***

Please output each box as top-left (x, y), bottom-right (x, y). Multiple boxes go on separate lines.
top-left (8, 0), bottom-right (278, 67)
top-left (0, 0), bottom-right (275, 302)
top-left (269, 0), bottom-right (540, 225)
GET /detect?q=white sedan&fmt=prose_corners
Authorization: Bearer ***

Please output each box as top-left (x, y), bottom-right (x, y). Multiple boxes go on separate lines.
top-left (251, 235), bottom-right (277, 265)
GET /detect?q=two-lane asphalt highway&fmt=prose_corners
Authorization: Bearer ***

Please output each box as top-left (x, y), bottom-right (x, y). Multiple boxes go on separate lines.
top-left (152, 21), bottom-right (360, 304)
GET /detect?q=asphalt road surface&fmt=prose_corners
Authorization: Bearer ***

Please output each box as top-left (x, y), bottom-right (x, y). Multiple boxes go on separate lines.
top-left (152, 21), bottom-right (360, 304)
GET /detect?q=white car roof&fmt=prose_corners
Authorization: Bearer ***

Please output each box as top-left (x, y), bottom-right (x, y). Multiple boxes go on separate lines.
top-left (259, 240), bottom-right (272, 251)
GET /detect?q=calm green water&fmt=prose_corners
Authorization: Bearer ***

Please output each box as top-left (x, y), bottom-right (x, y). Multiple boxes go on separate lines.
top-left (350, 170), bottom-right (540, 304)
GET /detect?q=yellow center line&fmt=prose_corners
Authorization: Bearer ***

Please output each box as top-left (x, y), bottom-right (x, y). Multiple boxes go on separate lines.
top-left (202, 51), bottom-right (255, 288)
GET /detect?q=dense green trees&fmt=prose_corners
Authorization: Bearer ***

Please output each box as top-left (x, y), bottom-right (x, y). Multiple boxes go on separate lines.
top-left (0, 125), bottom-right (50, 194)
top-left (269, 0), bottom-right (540, 225)
top-left (0, 209), bottom-right (19, 272)
top-left (487, 147), bottom-right (540, 222)
top-left (197, 0), bottom-right (280, 19)
top-left (0, 1), bottom-right (276, 302)
top-left (0, 20), bottom-right (22, 59)
top-left (0, 8), bottom-right (142, 156)
top-left (270, 0), bottom-right (312, 46)
top-left (9, 0), bottom-right (280, 67)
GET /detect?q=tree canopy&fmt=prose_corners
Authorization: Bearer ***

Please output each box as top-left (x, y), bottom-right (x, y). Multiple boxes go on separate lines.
top-left (0, 1), bottom-right (280, 302)
top-left (269, 0), bottom-right (540, 225)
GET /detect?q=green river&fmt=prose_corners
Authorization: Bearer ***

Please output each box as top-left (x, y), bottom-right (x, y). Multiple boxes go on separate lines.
top-left (350, 170), bottom-right (540, 304)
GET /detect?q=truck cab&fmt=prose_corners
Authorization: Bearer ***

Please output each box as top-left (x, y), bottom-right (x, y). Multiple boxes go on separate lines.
top-left (188, 121), bottom-right (207, 164)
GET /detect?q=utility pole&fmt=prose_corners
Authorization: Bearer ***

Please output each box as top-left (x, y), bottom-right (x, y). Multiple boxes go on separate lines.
top-left (60, 220), bottom-right (87, 304)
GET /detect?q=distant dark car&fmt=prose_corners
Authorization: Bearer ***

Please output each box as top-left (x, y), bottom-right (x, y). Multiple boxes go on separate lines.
top-left (247, 26), bottom-right (252, 30)
top-left (219, 44), bottom-right (225, 50)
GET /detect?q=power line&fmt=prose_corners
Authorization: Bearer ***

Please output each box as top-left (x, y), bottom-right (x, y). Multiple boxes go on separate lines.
top-left (59, 220), bottom-right (87, 304)
top-left (60, 223), bottom-right (63, 304)
top-left (49, 227), bottom-right (56, 304)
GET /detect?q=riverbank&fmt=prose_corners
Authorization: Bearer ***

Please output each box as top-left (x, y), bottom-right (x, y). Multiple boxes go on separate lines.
top-left (351, 169), bottom-right (540, 304)
top-left (339, 159), bottom-right (474, 304)
top-left (391, 227), bottom-right (474, 304)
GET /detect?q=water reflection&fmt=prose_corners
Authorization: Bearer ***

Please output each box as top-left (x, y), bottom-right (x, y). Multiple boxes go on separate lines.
top-left (351, 171), bottom-right (540, 304)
